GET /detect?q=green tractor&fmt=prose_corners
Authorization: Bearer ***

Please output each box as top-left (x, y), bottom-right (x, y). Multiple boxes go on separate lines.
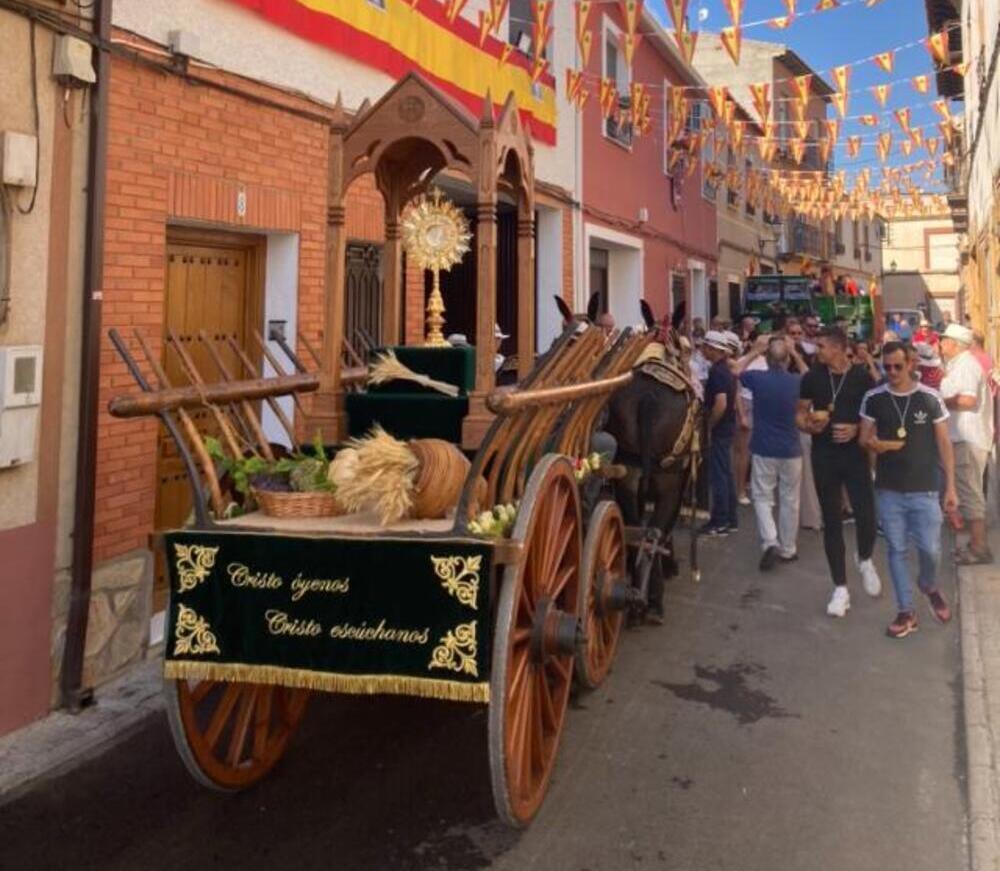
top-left (742, 275), bottom-right (874, 339)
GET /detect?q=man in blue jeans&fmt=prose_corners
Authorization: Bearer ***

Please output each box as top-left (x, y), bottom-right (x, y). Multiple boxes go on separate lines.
top-left (859, 342), bottom-right (958, 638)
top-left (700, 330), bottom-right (738, 536)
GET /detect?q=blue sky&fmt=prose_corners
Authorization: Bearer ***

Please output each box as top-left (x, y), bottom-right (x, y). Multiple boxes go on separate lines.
top-left (647, 0), bottom-right (947, 188)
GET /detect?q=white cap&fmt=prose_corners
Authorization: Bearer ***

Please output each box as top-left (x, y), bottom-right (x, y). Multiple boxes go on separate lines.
top-left (942, 323), bottom-right (973, 345)
top-left (722, 331), bottom-right (742, 354)
top-left (703, 330), bottom-right (730, 352)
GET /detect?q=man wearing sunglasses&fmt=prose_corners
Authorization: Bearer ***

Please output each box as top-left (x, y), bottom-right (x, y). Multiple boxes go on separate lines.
top-left (859, 342), bottom-right (957, 638)
top-left (797, 327), bottom-right (882, 617)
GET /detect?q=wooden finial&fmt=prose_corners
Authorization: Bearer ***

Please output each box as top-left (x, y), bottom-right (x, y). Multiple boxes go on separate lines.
top-left (480, 89), bottom-right (495, 127)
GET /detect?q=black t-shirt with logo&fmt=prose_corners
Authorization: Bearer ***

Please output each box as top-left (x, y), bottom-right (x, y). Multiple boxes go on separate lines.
top-left (859, 383), bottom-right (949, 492)
top-left (800, 363), bottom-right (876, 450)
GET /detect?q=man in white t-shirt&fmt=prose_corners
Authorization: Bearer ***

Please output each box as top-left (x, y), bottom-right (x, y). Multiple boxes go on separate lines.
top-left (940, 323), bottom-right (995, 563)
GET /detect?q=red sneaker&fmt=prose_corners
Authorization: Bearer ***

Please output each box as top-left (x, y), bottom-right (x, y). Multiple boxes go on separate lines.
top-left (887, 611), bottom-right (918, 639)
top-left (927, 590), bottom-right (952, 624)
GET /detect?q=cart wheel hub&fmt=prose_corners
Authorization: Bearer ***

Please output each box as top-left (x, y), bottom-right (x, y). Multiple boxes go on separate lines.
top-left (595, 568), bottom-right (632, 616)
top-left (531, 597), bottom-right (583, 661)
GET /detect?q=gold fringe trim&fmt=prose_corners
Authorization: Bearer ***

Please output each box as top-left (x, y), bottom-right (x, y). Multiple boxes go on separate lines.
top-left (164, 660), bottom-right (490, 704)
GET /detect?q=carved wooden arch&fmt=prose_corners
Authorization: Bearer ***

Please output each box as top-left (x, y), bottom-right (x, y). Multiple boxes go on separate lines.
top-left (494, 92), bottom-right (535, 214)
top-left (341, 72), bottom-right (482, 195)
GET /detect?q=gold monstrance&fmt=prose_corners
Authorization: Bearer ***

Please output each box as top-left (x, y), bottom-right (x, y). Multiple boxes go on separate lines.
top-left (401, 189), bottom-right (471, 347)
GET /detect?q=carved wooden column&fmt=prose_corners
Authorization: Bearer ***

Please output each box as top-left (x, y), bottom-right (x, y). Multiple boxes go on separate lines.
top-left (313, 106), bottom-right (349, 441)
top-left (381, 184), bottom-right (403, 346)
top-left (516, 207), bottom-right (535, 381)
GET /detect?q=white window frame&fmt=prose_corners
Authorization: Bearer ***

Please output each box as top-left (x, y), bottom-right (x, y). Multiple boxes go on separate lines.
top-left (601, 15), bottom-right (632, 150)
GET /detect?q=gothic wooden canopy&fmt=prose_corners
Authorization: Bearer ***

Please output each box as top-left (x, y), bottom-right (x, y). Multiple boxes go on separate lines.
top-left (317, 72), bottom-right (538, 444)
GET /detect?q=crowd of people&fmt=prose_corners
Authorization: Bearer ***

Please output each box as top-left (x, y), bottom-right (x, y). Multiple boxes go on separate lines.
top-left (685, 309), bottom-right (996, 639)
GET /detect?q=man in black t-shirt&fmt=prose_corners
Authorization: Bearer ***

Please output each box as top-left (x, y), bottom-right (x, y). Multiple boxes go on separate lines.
top-left (797, 327), bottom-right (882, 617)
top-left (859, 342), bottom-right (958, 638)
top-left (701, 331), bottom-right (739, 535)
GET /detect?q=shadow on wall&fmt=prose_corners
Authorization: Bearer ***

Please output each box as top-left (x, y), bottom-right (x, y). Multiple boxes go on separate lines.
top-left (882, 273), bottom-right (959, 325)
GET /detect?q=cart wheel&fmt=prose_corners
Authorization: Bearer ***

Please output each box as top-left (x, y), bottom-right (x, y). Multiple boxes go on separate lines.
top-left (575, 501), bottom-right (627, 690)
top-left (489, 455), bottom-right (582, 827)
top-left (164, 678), bottom-right (309, 790)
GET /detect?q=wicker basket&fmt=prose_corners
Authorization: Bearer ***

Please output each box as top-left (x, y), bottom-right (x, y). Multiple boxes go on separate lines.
top-left (409, 439), bottom-right (470, 519)
top-left (254, 488), bottom-right (344, 518)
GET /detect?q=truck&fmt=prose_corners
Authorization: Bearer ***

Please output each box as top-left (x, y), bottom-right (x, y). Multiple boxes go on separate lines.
top-left (742, 275), bottom-right (875, 339)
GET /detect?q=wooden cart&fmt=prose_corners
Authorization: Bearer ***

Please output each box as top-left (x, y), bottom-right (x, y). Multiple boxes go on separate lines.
top-left (108, 321), bottom-right (652, 827)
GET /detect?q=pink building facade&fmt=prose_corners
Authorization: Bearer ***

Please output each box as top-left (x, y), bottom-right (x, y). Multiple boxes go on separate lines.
top-left (581, 7), bottom-right (718, 328)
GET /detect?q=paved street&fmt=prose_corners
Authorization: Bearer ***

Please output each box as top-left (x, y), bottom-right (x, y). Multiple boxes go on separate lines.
top-left (0, 511), bottom-right (968, 871)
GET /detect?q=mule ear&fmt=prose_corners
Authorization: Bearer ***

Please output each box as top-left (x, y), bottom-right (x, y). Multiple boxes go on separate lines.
top-left (671, 299), bottom-right (686, 330)
top-left (586, 292), bottom-right (601, 323)
top-left (554, 295), bottom-right (573, 322)
top-left (552, 294), bottom-right (573, 321)
top-left (640, 299), bottom-right (656, 329)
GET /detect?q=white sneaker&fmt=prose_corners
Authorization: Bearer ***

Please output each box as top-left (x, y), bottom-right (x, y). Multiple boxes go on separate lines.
top-left (738, 494), bottom-right (751, 506)
top-left (857, 557), bottom-right (882, 597)
top-left (826, 586), bottom-right (851, 618)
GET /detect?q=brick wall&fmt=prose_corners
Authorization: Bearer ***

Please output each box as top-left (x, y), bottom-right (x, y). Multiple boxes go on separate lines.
top-left (94, 54), bottom-right (384, 564)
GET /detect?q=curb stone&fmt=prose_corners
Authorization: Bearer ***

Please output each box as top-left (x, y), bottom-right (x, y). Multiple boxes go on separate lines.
top-left (960, 561), bottom-right (1000, 871)
top-left (0, 657), bottom-right (164, 806)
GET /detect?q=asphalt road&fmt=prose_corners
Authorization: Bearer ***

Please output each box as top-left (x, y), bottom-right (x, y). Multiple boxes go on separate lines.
top-left (0, 512), bottom-right (969, 871)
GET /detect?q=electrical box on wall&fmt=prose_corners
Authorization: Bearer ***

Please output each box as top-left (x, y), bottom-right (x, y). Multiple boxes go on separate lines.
top-left (0, 132), bottom-right (38, 187)
top-left (0, 345), bottom-right (43, 469)
top-left (53, 34), bottom-right (96, 85)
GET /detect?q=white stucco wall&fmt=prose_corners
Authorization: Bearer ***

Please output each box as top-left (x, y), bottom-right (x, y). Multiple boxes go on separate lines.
top-left (962, 0), bottom-right (1000, 238)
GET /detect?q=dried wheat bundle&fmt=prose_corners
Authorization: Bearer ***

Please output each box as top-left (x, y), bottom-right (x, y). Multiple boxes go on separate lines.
top-left (368, 350), bottom-right (460, 397)
top-left (332, 426), bottom-right (419, 525)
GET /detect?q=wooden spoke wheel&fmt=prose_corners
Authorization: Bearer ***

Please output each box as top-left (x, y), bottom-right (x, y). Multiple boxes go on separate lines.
top-left (489, 455), bottom-right (582, 827)
top-left (165, 678), bottom-right (309, 790)
top-left (574, 501), bottom-right (627, 690)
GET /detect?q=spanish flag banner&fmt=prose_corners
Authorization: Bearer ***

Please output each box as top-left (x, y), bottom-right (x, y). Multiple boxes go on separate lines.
top-left (226, 0), bottom-right (557, 143)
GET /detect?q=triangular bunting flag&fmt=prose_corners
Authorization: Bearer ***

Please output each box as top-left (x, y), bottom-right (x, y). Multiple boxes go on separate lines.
top-left (708, 86), bottom-right (728, 119)
top-left (900, 139), bottom-right (913, 157)
top-left (859, 114), bottom-right (878, 127)
top-left (720, 26), bottom-right (742, 65)
top-left (825, 118), bottom-right (840, 142)
top-left (768, 15), bottom-right (794, 29)
top-left (673, 27), bottom-right (698, 66)
top-left (791, 139), bottom-right (806, 164)
top-left (910, 127), bottom-right (924, 147)
top-left (531, 56), bottom-right (549, 85)
top-left (566, 68), bottom-right (584, 103)
top-left (792, 74), bottom-right (812, 102)
top-left (873, 51), bottom-right (894, 74)
top-left (819, 137), bottom-right (833, 164)
top-left (911, 75), bottom-right (930, 94)
top-left (749, 82), bottom-right (771, 121)
top-left (445, 0), bottom-right (470, 23)
top-left (846, 135), bottom-right (861, 157)
top-left (870, 84), bottom-right (891, 107)
top-left (925, 136), bottom-right (939, 157)
top-left (877, 132), bottom-right (892, 163)
top-left (499, 43), bottom-right (514, 65)
top-left (831, 65), bottom-right (850, 94)
top-left (664, 0), bottom-right (689, 32)
top-left (795, 119), bottom-right (810, 139)
top-left (893, 107), bottom-right (911, 135)
top-left (575, 1), bottom-right (594, 67)
top-left (925, 31), bottom-right (950, 65)
top-left (489, 0), bottom-right (509, 33)
top-left (831, 92), bottom-right (848, 118)
top-left (938, 121), bottom-right (954, 145)
top-left (478, 10), bottom-right (493, 47)
top-left (815, 0), bottom-right (838, 9)
top-left (932, 99), bottom-right (952, 120)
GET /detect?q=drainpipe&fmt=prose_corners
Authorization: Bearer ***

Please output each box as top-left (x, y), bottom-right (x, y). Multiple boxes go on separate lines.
top-left (61, 0), bottom-right (110, 711)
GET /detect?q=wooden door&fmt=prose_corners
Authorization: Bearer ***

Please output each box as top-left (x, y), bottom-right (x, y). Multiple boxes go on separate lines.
top-left (155, 235), bottom-right (263, 607)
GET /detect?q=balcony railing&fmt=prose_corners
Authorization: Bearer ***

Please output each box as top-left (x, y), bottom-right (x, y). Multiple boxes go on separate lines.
top-left (781, 219), bottom-right (825, 259)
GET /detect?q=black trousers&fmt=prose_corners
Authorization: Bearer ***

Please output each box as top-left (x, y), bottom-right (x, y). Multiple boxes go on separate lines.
top-left (811, 443), bottom-right (876, 587)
